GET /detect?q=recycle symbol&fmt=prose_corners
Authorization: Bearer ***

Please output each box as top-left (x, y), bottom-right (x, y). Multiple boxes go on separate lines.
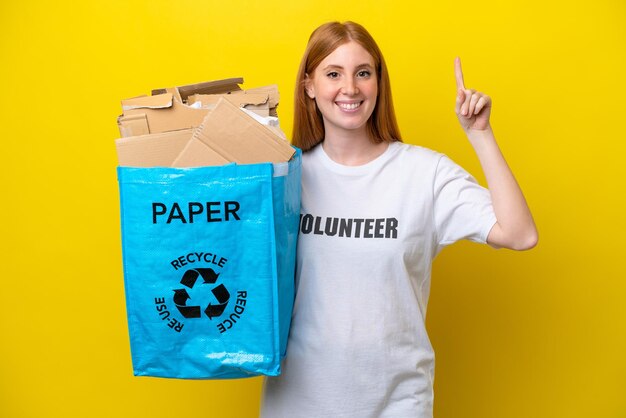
top-left (173, 268), bottom-right (230, 319)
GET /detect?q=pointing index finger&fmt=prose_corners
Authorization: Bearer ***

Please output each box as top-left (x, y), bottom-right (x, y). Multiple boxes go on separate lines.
top-left (454, 56), bottom-right (465, 90)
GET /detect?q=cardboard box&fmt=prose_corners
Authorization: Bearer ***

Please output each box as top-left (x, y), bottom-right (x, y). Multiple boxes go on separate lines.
top-left (118, 78), bottom-right (244, 138)
top-left (115, 129), bottom-right (194, 167)
top-left (116, 78), bottom-right (294, 168)
top-left (186, 84), bottom-right (280, 117)
top-left (242, 84), bottom-right (280, 117)
top-left (117, 78), bottom-right (281, 138)
top-left (170, 137), bottom-right (231, 167)
top-left (119, 91), bottom-right (213, 138)
top-left (154, 77), bottom-right (244, 100)
top-left (174, 98), bottom-right (294, 166)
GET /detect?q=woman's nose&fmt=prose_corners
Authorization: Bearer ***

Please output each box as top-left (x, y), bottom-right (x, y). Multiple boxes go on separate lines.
top-left (341, 77), bottom-right (359, 95)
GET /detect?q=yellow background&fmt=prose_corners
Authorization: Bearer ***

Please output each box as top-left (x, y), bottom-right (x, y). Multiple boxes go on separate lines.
top-left (1, 0), bottom-right (625, 417)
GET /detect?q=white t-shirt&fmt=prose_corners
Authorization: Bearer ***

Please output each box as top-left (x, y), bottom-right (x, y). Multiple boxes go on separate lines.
top-left (261, 141), bottom-right (496, 418)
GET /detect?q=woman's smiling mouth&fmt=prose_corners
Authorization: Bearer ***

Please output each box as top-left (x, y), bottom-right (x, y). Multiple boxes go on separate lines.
top-left (336, 101), bottom-right (363, 111)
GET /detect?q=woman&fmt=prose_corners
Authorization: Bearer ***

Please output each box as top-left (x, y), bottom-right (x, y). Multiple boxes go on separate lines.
top-left (261, 21), bottom-right (537, 418)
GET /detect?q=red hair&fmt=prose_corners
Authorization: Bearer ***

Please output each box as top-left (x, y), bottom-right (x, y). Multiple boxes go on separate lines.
top-left (293, 21), bottom-right (401, 151)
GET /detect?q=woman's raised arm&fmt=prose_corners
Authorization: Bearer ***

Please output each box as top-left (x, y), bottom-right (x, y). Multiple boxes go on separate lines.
top-left (454, 57), bottom-right (538, 250)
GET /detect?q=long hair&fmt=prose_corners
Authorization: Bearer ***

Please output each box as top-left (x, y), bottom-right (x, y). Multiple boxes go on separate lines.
top-left (293, 21), bottom-right (402, 151)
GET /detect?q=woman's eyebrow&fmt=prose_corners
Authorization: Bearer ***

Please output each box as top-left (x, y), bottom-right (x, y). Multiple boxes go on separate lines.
top-left (322, 63), bottom-right (374, 71)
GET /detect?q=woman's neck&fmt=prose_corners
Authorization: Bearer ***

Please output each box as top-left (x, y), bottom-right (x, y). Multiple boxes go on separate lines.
top-left (322, 128), bottom-right (389, 166)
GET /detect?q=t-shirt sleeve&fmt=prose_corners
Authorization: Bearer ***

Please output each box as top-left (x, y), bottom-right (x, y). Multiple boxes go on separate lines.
top-left (433, 154), bottom-right (497, 248)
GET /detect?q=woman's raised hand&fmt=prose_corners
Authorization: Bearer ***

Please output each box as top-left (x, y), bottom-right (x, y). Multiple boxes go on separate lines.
top-left (455, 57), bottom-right (491, 132)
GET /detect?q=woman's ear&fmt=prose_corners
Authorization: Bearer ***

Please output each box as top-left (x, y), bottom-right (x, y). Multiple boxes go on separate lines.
top-left (304, 74), bottom-right (315, 99)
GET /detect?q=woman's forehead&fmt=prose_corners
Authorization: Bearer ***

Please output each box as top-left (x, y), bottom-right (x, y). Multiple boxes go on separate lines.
top-left (318, 41), bottom-right (375, 70)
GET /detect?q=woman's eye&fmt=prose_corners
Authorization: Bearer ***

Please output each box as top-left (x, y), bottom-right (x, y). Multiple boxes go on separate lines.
top-left (357, 70), bottom-right (371, 78)
top-left (327, 72), bottom-right (339, 79)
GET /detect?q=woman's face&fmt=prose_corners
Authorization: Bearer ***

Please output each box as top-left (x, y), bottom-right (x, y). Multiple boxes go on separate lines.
top-left (306, 41), bottom-right (378, 138)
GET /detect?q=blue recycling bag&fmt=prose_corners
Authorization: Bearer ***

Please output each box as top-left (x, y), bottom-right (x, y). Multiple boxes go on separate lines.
top-left (117, 149), bottom-right (301, 379)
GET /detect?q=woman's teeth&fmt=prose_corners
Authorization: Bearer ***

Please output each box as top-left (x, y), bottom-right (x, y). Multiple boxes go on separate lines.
top-left (337, 102), bottom-right (361, 110)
